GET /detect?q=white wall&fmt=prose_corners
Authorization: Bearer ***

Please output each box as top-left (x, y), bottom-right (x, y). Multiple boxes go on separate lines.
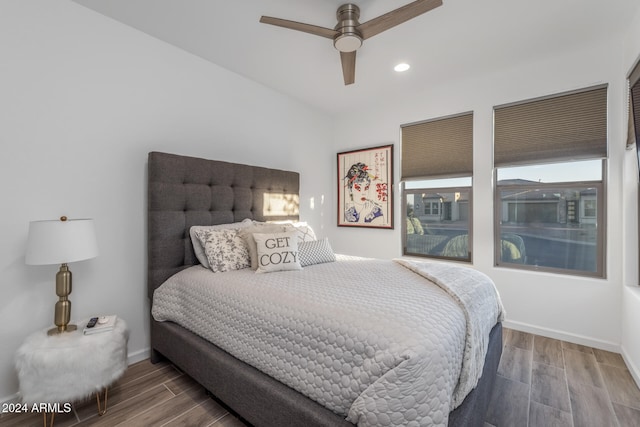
top-left (329, 34), bottom-right (629, 353)
top-left (0, 0), bottom-right (332, 402)
top-left (621, 5), bottom-right (640, 386)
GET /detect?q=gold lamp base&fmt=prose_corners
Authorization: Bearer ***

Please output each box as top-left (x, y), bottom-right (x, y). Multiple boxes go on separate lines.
top-left (47, 263), bottom-right (76, 336)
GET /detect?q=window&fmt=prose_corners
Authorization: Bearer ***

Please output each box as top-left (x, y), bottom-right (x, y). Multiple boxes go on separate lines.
top-left (404, 184), bottom-right (472, 260)
top-left (424, 201), bottom-right (440, 215)
top-left (494, 86), bottom-right (607, 277)
top-left (583, 199), bottom-right (597, 218)
top-left (496, 160), bottom-right (604, 275)
top-left (401, 113), bottom-right (473, 261)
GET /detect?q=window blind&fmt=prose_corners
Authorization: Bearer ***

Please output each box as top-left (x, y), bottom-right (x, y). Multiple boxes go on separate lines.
top-left (494, 85), bottom-right (607, 167)
top-left (628, 60), bottom-right (640, 148)
top-left (400, 112), bottom-right (473, 180)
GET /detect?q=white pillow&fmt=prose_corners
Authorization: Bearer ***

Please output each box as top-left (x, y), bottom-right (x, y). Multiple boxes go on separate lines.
top-left (193, 228), bottom-right (250, 273)
top-left (239, 223), bottom-right (289, 270)
top-left (252, 231), bottom-right (302, 273)
top-left (298, 238), bottom-right (336, 267)
top-left (190, 218), bottom-right (253, 268)
top-left (273, 221), bottom-right (317, 243)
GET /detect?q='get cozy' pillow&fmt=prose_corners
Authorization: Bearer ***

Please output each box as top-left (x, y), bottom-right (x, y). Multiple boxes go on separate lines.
top-left (252, 231), bottom-right (301, 273)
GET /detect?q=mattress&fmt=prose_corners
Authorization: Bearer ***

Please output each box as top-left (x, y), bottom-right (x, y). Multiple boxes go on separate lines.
top-left (152, 255), bottom-right (503, 426)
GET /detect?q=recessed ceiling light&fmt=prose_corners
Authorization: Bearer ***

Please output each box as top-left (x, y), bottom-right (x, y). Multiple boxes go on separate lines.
top-left (394, 63), bottom-right (410, 72)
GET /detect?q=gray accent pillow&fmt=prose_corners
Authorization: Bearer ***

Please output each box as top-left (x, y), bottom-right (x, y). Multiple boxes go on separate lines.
top-left (298, 238), bottom-right (336, 267)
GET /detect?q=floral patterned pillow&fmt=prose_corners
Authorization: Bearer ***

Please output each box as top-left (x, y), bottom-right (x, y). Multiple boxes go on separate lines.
top-left (193, 228), bottom-right (250, 272)
top-left (189, 218), bottom-right (253, 268)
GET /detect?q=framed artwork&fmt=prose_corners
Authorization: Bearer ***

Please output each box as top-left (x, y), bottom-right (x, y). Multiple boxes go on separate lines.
top-left (337, 144), bottom-right (393, 229)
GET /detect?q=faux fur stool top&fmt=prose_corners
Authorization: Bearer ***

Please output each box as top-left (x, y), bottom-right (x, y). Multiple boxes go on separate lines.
top-left (15, 318), bottom-right (129, 405)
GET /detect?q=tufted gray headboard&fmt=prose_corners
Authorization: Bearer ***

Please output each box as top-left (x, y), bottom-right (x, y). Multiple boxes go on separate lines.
top-left (147, 151), bottom-right (300, 297)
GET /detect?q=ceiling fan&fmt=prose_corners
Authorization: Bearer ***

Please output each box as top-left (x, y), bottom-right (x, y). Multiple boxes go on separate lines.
top-left (260, 0), bottom-right (443, 85)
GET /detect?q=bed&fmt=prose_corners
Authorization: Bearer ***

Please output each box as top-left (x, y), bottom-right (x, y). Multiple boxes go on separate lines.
top-left (147, 151), bottom-right (503, 427)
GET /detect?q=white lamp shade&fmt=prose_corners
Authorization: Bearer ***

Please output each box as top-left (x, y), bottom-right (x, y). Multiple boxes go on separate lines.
top-left (25, 218), bottom-right (98, 265)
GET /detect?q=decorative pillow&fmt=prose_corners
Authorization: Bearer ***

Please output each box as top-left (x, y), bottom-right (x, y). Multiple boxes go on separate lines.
top-left (190, 218), bottom-right (253, 268)
top-left (193, 228), bottom-right (250, 273)
top-left (298, 238), bottom-right (336, 267)
top-left (252, 231), bottom-right (302, 273)
top-left (239, 224), bottom-right (289, 270)
top-left (276, 221), bottom-right (317, 243)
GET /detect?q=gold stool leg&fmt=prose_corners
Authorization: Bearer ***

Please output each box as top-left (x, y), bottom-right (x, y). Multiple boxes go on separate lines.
top-left (95, 388), bottom-right (109, 416)
top-left (43, 411), bottom-right (55, 427)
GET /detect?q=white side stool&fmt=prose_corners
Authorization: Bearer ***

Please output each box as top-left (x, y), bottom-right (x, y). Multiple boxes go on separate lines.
top-left (15, 318), bottom-right (129, 426)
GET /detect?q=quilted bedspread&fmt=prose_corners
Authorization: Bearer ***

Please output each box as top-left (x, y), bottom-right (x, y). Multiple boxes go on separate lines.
top-left (152, 256), bottom-right (503, 426)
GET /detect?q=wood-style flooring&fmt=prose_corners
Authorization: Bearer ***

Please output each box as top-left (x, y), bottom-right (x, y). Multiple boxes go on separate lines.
top-left (2, 327), bottom-right (639, 426)
top-left (486, 328), bottom-right (640, 427)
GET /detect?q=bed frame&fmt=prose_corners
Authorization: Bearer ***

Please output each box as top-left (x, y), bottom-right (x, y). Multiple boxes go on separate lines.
top-left (147, 151), bottom-right (502, 427)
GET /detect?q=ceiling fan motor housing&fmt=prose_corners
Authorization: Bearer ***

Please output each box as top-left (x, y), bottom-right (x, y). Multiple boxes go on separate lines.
top-left (333, 4), bottom-right (362, 52)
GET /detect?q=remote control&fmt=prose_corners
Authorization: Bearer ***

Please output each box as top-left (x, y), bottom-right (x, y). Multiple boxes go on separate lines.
top-left (86, 317), bottom-right (99, 328)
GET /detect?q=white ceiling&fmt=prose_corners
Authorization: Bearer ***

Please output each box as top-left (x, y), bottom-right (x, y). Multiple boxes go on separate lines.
top-left (72, 0), bottom-right (638, 116)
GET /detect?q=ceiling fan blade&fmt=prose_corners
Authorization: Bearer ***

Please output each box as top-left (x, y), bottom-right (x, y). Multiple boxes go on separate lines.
top-left (340, 51), bottom-right (356, 85)
top-left (260, 16), bottom-right (339, 39)
top-left (358, 0), bottom-right (443, 40)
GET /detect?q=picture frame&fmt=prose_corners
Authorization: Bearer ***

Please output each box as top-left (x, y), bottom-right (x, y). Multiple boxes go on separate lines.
top-left (337, 144), bottom-right (393, 229)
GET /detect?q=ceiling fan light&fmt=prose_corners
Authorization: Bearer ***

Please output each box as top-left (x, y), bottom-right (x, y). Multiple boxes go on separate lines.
top-left (334, 33), bottom-right (362, 52)
top-left (394, 63), bottom-right (410, 72)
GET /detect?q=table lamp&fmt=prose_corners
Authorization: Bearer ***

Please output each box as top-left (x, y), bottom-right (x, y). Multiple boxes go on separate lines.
top-left (25, 216), bottom-right (98, 335)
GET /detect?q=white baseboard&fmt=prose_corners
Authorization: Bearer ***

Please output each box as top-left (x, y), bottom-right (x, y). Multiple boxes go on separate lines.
top-left (1, 347), bottom-right (152, 406)
top-left (502, 319), bottom-right (621, 353)
top-left (127, 347), bottom-right (150, 366)
top-left (0, 393), bottom-right (20, 406)
top-left (621, 345), bottom-right (640, 389)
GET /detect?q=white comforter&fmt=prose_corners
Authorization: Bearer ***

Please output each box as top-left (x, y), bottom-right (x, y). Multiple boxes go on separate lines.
top-left (152, 256), bottom-right (503, 426)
